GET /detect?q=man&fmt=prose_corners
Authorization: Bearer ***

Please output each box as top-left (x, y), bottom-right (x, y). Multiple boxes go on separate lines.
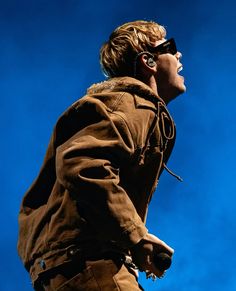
top-left (18, 20), bottom-right (186, 290)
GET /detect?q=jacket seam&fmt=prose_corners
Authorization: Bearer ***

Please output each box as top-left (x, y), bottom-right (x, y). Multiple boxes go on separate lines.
top-left (110, 92), bottom-right (127, 112)
top-left (110, 110), bottom-right (137, 152)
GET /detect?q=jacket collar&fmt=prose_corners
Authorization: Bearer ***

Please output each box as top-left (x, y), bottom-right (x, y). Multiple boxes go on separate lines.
top-left (87, 76), bottom-right (166, 107)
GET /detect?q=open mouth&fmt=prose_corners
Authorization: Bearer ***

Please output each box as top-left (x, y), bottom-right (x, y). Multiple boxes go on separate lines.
top-left (177, 65), bottom-right (183, 73)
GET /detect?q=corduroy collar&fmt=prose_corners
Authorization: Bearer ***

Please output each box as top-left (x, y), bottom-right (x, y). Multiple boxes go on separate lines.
top-left (87, 76), bottom-right (166, 105)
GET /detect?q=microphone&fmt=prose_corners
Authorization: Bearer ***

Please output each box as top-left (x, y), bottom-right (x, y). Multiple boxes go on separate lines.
top-left (153, 252), bottom-right (172, 271)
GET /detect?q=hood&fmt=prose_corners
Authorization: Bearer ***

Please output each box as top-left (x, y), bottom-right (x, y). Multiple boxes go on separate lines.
top-left (87, 77), bottom-right (165, 105)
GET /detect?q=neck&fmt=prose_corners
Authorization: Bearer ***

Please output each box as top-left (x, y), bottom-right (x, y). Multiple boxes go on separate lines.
top-left (139, 75), bottom-right (169, 104)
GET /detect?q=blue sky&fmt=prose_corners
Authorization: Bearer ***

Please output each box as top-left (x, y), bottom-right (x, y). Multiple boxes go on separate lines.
top-left (1, 0), bottom-right (236, 290)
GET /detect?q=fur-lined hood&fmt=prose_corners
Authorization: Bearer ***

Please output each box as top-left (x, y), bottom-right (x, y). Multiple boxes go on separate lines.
top-left (87, 76), bottom-right (165, 105)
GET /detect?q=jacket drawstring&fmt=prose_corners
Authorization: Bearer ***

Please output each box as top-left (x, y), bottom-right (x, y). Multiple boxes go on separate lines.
top-left (163, 163), bottom-right (183, 182)
top-left (138, 114), bottom-right (158, 166)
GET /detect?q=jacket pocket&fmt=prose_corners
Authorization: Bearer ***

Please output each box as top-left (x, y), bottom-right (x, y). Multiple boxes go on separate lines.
top-left (57, 265), bottom-right (97, 290)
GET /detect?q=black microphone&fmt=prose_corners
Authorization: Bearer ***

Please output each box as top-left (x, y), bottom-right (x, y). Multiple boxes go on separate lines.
top-left (153, 252), bottom-right (172, 271)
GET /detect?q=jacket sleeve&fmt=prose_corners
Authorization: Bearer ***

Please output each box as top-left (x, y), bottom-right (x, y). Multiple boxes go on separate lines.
top-left (56, 97), bottom-right (148, 248)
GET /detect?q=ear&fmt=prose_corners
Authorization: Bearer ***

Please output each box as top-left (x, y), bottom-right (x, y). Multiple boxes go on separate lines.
top-left (139, 53), bottom-right (157, 73)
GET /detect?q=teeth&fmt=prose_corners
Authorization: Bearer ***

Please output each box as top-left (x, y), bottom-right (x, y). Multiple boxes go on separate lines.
top-left (178, 66), bottom-right (183, 73)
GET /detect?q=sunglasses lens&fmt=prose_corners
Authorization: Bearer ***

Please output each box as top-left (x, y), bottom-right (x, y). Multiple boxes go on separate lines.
top-left (150, 38), bottom-right (177, 55)
top-left (161, 39), bottom-right (177, 55)
top-left (169, 39), bottom-right (177, 54)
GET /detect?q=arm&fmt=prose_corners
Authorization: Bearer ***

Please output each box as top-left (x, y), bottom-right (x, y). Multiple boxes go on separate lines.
top-left (56, 98), bottom-right (147, 248)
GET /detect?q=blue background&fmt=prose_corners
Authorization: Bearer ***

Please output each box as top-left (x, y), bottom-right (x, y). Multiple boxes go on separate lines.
top-left (1, 0), bottom-right (236, 290)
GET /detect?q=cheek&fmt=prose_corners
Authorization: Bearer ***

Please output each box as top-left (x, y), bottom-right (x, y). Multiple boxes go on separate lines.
top-left (157, 63), bottom-right (176, 82)
top-left (157, 56), bottom-right (177, 80)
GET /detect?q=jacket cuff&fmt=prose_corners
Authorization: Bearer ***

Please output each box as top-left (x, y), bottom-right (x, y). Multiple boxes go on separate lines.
top-left (121, 222), bottom-right (148, 248)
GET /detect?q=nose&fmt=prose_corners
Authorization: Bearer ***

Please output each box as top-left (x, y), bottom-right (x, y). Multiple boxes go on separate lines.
top-left (175, 51), bottom-right (182, 60)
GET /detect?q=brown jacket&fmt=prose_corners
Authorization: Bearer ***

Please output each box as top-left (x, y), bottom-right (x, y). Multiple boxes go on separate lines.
top-left (18, 77), bottom-right (176, 283)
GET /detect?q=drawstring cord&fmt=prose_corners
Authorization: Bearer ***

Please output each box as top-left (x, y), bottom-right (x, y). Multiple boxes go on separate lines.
top-left (163, 163), bottom-right (183, 182)
top-left (138, 114), bottom-right (158, 166)
top-left (138, 101), bottom-right (183, 184)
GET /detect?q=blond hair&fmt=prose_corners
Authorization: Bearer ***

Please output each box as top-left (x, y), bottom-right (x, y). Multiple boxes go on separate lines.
top-left (100, 20), bottom-right (166, 78)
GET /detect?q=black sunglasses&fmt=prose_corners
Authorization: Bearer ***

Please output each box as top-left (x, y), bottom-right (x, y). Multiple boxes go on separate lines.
top-left (148, 38), bottom-right (177, 55)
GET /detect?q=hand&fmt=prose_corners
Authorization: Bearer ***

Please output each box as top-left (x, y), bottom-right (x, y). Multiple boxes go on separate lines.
top-left (131, 233), bottom-right (174, 278)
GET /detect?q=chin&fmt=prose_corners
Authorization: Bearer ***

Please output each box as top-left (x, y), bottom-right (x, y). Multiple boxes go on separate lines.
top-left (159, 78), bottom-right (186, 103)
top-left (166, 85), bottom-right (186, 103)
top-left (175, 81), bottom-right (186, 95)
top-left (179, 84), bottom-right (187, 93)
